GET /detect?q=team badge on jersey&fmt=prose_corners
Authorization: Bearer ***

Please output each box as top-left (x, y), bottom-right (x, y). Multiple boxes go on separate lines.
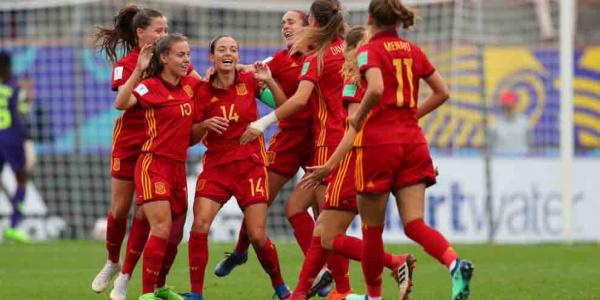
top-left (235, 83), bottom-right (248, 96)
top-left (154, 182), bottom-right (166, 195)
top-left (196, 179), bottom-right (207, 192)
top-left (112, 158), bottom-right (120, 171)
top-left (183, 84), bottom-right (193, 97)
top-left (301, 62), bottom-right (310, 76)
top-left (343, 84), bottom-right (358, 97)
top-left (358, 51), bottom-right (368, 67)
top-left (135, 84), bottom-right (149, 96)
top-left (113, 66), bottom-right (124, 80)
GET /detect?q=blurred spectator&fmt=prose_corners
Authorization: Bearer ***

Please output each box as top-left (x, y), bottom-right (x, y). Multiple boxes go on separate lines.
top-left (489, 90), bottom-right (531, 155)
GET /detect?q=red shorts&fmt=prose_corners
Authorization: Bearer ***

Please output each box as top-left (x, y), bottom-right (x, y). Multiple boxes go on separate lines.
top-left (316, 147), bottom-right (356, 212)
top-left (355, 144), bottom-right (436, 194)
top-left (134, 153), bottom-right (188, 215)
top-left (111, 115), bottom-right (145, 180)
top-left (195, 158), bottom-right (269, 209)
top-left (267, 127), bottom-right (313, 176)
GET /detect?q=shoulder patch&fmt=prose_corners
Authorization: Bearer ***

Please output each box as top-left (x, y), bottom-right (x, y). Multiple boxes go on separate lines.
top-left (135, 83), bottom-right (149, 96)
top-left (357, 51), bottom-right (368, 67)
top-left (342, 84), bottom-right (358, 98)
top-left (301, 62), bottom-right (310, 76)
top-left (113, 66), bottom-right (124, 80)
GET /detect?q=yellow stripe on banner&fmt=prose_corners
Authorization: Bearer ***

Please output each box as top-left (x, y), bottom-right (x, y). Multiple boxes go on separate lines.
top-left (472, 127), bottom-right (485, 147)
top-left (579, 132), bottom-right (600, 147)
top-left (452, 75), bottom-right (481, 87)
top-left (574, 114), bottom-right (600, 131)
top-left (451, 91), bottom-right (481, 104)
top-left (112, 116), bottom-right (123, 151)
top-left (424, 109), bottom-right (449, 142)
top-left (437, 116), bottom-right (459, 148)
top-left (573, 78), bottom-right (600, 96)
top-left (574, 95), bottom-right (600, 113)
top-left (455, 121), bottom-right (474, 148)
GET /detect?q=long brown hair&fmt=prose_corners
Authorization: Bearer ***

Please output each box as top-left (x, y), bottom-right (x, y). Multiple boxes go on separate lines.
top-left (342, 26), bottom-right (369, 86)
top-left (369, 0), bottom-right (416, 29)
top-left (145, 34), bottom-right (188, 79)
top-left (95, 5), bottom-right (164, 63)
top-left (292, 0), bottom-right (347, 73)
top-left (0, 51), bottom-right (12, 83)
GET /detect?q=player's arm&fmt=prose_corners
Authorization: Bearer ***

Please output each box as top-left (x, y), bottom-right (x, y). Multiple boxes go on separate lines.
top-left (348, 67), bottom-right (383, 131)
top-left (301, 102), bottom-right (359, 188)
top-left (416, 71), bottom-right (450, 119)
top-left (114, 43), bottom-right (153, 110)
top-left (190, 116), bottom-right (229, 145)
top-left (239, 79), bottom-right (313, 144)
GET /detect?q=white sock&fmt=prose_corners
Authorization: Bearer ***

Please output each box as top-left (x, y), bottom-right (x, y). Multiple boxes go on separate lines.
top-left (449, 259), bottom-right (458, 273)
top-left (368, 297), bottom-right (383, 300)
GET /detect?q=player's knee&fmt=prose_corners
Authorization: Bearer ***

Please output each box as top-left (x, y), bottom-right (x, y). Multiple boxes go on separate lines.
top-left (247, 226), bottom-right (267, 246)
top-left (319, 233), bottom-right (334, 251)
top-left (284, 200), bottom-right (303, 219)
top-left (191, 217), bottom-right (211, 234)
top-left (150, 221), bottom-right (172, 239)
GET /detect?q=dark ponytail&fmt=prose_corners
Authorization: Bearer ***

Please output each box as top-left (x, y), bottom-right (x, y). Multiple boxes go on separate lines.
top-left (369, 0), bottom-right (416, 29)
top-left (94, 5), bottom-right (163, 63)
top-left (145, 33), bottom-right (188, 79)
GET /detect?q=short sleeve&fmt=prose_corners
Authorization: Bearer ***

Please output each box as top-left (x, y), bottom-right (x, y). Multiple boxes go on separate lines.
top-left (132, 82), bottom-right (151, 107)
top-left (111, 63), bottom-right (132, 91)
top-left (342, 83), bottom-right (361, 105)
top-left (298, 55), bottom-right (320, 83)
top-left (413, 45), bottom-right (435, 79)
top-left (357, 44), bottom-right (383, 73)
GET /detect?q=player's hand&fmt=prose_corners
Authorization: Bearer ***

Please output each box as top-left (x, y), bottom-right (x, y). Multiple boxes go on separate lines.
top-left (201, 116), bottom-right (229, 134)
top-left (136, 43), bottom-right (153, 71)
top-left (300, 164), bottom-right (333, 189)
top-left (204, 66), bottom-right (215, 80)
top-left (239, 127), bottom-right (262, 145)
top-left (252, 62), bottom-right (272, 82)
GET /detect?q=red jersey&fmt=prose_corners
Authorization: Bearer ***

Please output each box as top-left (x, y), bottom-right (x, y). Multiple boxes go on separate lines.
top-left (111, 48), bottom-right (195, 157)
top-left (111, 47), bottom-right (146, 157)
top-left (132, 75), bottom-right (201, 162)
top-left (266, 49), bottom-right (311, 129)
top-left (356, 29), bottom-right (435, 146)
top-left (194, 71), bottom-right (268, 168)
top-left (299, 36), bottom-right (346, 147)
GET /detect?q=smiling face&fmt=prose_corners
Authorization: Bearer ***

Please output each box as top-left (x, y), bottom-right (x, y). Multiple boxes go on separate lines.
top-left (281, 11), bottom-right (306, 46)
top-left (137, 16), bottom-right (168, 46)
top-left (160, 40), bottom-right (190, 78)
top-left (209, 36), bottom-right (239, 73)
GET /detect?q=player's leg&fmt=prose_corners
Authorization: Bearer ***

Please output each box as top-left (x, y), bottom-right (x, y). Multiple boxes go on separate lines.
top-left (154, 212), bottom-right (186, 300)
top-left (284, 182), bottom-right (317, 254)
top-left (2, 141), bottom-right (30, 243)
top-left (186, 196), bottom-right (222, 300)
top-left (139, 200), bottom-right (172, 299)
top-left (395, 184), bottom-right (473, 300)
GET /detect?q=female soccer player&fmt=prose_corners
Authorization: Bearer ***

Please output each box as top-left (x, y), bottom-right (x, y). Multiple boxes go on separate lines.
top-left (214, 12), bottom-right (332, 294)
top-left (93, 6), bottom-right (198, 299)
top-left (113, 33), bottom-right (200, 300)
top-left (308, 1), bottom-right (474, 299)
top-left (0, 51), bottom-right (30, 244)
top-left (185, 35), bottom-right (290, 300)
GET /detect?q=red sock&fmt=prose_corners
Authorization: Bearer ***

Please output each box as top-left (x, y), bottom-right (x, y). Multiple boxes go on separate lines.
top-left (106, 213), bottom-right (127, 263)
top-left (404, 218), bottom-right (457, 268)
top-left (294, 237), bottom-right (327, 294)
top-left (157, 216), bottom-right (184, 287)
top-left (253, 239), bottom-right (284, 287)
top-left (332, 234), bottom-right (396, 269)
top-left (142, 235), bottom-right (168, 294)
top-left (188, 231), bottom-right (208, 293)
top-left (362, 225), bottom-right (384, 298)
top-left (288, 212), bottom-right (315, 255)
top-left (121, 217), bottom-right (150, 275)
top-left (326, 253), bottom-right (350, 293)
top-left (234, 221), bottom-right (251, 254)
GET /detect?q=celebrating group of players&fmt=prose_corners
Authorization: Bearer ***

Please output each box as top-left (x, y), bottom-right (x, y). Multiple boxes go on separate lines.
top-left (90, 0), bottom-right (474, 300)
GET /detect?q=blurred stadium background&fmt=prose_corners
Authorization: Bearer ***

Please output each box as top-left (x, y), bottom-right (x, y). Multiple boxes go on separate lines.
top-left (0, 0), bottom-right (598, 245)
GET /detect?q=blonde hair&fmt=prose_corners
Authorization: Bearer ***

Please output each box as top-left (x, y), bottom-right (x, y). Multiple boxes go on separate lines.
top-left (342, 26), bottom-right (369, 86)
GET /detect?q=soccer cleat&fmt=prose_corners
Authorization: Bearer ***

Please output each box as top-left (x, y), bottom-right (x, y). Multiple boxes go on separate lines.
top-left (155, 286), bottom-right (184, 300)
top-left (179, 292), bottom-right (204, 300)
top-left (273, 283), bottom-right (292, 300)
top-left (91, 260), bottom-right (121, 293)
top-left (326, 289), bottom-right (354, 300)
top-left (451, 259), bottom-right (474, 300)
top-left (308, 268), bottom-right (333, 298)
top-left (109, 273), bottom-right (130, 300)
top-left (139, 293), bottom-right (162, 300)
top-left (3, 227), bottom-right (30, 243)
top-left (214, 251), bottom-right (248, 277)
top-left (391, 254), bottom-right (416, 300)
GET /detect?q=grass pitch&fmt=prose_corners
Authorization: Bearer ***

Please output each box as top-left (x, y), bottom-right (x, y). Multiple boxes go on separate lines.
top-left (1, 241), bottom-right (599, 299)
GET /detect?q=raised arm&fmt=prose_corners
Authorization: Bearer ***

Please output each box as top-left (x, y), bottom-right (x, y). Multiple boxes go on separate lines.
top-left (113, 43), bottom-right (153, 110)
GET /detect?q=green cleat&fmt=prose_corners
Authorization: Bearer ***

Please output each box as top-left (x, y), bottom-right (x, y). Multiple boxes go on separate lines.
top-left (3, 227), bottom-right (30, 243)
top-left (139, 293), bottom-right (162, 300)
top-left (155, 286), bottom-right (184, 300)
top-left (451, 259), bottom-right (474, 300)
